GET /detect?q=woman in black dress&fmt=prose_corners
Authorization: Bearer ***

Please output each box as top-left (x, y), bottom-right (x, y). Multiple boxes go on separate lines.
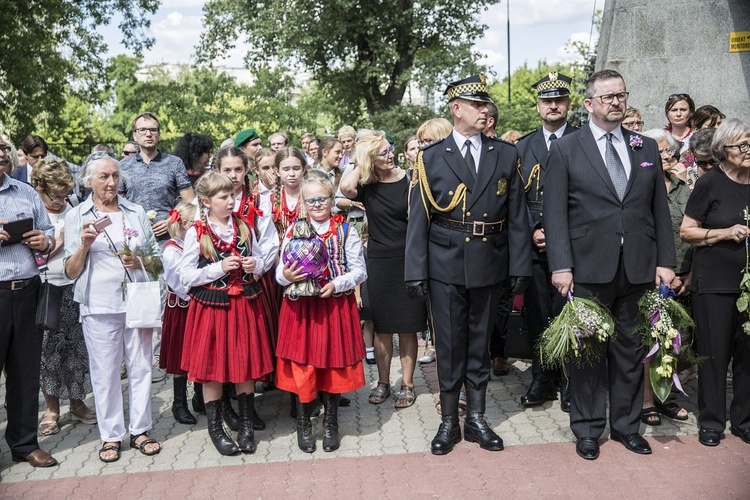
top-left (340, 129), bottom-right (427, 408)
top-left (680, 118), bottom-right (750, 447)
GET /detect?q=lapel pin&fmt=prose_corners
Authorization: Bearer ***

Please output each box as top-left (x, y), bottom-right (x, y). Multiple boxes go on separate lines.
top-left (488, 146), bottom-right (494, 151)
top-left (446, 147), bottom-right (453, 152)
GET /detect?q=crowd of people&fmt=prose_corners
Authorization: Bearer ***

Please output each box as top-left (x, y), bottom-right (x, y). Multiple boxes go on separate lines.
top-left (0, 68), bottom-right (748, 469)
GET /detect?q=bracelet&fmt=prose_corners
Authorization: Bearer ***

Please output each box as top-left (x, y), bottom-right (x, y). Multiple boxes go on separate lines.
top-left (703, 228), bottom-right (711, 246)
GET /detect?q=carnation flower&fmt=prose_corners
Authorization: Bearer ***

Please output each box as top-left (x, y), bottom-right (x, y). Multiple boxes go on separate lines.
top-left (629, 135), bottom-right (643, 150)
top-left (146, 210), bottom-right (157, 221)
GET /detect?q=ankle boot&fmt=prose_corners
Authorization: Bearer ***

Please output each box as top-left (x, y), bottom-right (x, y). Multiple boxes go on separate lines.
top-left (205, 400), bottom-right (239, 455)
top-left (322, 392), bottom-right (340, 452)
top-left (295, 396), bottom-right (316, 453)
top-left (252, 406), bottom-right (266, 430)
top-left (221, 385), bottom-right (240, 431)
top-left (463, 387), bottom-right (503, 451)
top-left (172, 376), bottom-right (197, 425)
top-left (237, 393), bottom-right (256, 453)
top-left (192, 382), bottom-right (205, 414)
top-left (431, 392), bottom-right (461, 455)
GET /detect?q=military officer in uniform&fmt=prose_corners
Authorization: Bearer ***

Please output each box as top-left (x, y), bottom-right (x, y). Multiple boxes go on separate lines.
top-left (405, 74), bottom-right (532, 455)
top-left (516, 72), bottom-right (578, 411)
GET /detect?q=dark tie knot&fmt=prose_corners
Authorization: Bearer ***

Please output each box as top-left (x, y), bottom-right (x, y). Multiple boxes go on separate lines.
top-left (606, 132), bottom-right (614, 143)
top-left (549, 134), bottom-right (557, 141)
top-left (464, 139), bottom-right (472, 151)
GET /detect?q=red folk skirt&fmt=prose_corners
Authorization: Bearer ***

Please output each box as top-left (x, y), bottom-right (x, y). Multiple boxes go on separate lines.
top-left (258, 271), bottom-right (281, 351)
top-left (275, 293), bottom-right (365, 402)
top-left (159, 291), bottom-right (190, 375)
top-left (181, 295), bottom-right (274, 384)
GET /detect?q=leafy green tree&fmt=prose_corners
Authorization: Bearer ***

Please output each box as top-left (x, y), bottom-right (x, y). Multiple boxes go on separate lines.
top-left (198, 0), bottom-right (498, 121)
top-left (0, 0), bottom-right (158, 143)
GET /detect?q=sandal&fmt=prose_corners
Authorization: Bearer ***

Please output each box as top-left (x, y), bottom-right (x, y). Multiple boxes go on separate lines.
top-left (38, 411), bottom-right (60, 436)
top-left (368, 382), bottom-right (391, 404)
top-left (99, 442), bottom-right (121, 463)
top-left (70, 403), bottom-right (97, 425)
top-left (654, 400), bottom-right (689, 421)
top-left (394, 385), bottom-right (416, 408)
top-left (640, 407), bottom-right (662, 426)
top-left (130, 432), bottom-right (161, 456)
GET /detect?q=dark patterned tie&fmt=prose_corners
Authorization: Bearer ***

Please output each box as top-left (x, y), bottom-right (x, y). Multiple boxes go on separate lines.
top-left (605, 133), bottom-right (628, 200)
top-left (464, 139), bottom-right (476, 173)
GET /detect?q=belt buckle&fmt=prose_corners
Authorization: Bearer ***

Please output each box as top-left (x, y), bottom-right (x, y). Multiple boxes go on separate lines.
top-left (10, 280), bottom-right (24, 291)
top-left (472, 221), bottom-right (485, 236)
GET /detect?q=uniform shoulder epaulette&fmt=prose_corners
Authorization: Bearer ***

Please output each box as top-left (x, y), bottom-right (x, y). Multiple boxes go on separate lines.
top-left (488, 135), bottom-right (515, 146)
top-left (516, 129), bottom-right (539, 143)
top-left (420, 137), bottom-right (446, 151)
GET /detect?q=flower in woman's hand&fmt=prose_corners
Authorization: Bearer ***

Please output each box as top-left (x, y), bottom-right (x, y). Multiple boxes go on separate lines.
top-left (146, 210), bottom-right (157, 222)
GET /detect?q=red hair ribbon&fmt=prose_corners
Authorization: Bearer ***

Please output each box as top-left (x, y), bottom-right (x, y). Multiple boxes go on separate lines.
top-left (193, 220), bottom-right (207, 240)
top-left (168, 209), bottom-right (182, 224)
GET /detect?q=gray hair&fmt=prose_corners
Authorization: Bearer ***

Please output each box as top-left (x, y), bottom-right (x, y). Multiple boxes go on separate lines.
top-left (641, 129), bottom-right (680, 153)
top-left (79, 152), bottom-right (120, 188)
top-left (711, 118), bottom-right (750, 162)
top-left (689, 128), bottom-right (715, 157)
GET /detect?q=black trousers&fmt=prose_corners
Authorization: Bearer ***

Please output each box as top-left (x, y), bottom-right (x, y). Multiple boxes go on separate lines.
top-left (0, 277), bottom-right (43, 455)
top-left (524, 257), bottom-right (565, 376)
top-left (428, 279), bottom-right (505, 397)
top-left (489, 278), bottom-right (512, 359)
top-left (568, 257), bottom-right (650, 439)
top-left (692, 292), bottom-right (750, 432)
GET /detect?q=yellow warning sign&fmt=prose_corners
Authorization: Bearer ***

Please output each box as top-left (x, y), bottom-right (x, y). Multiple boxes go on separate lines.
top-left (730, 31), bottom-right (750, 53)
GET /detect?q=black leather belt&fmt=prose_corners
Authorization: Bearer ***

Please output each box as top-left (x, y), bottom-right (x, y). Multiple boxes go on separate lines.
top-left (0, 276), bottom-right (40, 291)
top-left (431, 216), bottom-right (505, 236)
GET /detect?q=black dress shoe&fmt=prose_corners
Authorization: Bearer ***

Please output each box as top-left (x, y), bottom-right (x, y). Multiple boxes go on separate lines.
top-left (610, 432), bottom-right (652, 454)
top-left (576, 438), bottom-right (600, 460)
top-left (520, 377), bottom-right (557, 407)
top-left (730, 426), bottom-right (750, 444)
top-left (431, 416), bottom-right (461, 455)
top-left (699, 427), bottom-right (722, 446)
top-left (463, 412), bottom-right (504, 451)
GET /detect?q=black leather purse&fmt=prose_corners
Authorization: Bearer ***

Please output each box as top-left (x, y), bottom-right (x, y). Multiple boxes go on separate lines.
top-left (36, 276), bottom-right (63, 332)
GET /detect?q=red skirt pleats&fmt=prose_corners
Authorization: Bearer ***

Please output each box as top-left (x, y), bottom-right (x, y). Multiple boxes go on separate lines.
top-left (160, 301), bottom-right (189, 375)
top-left (275, 359), bottom-right (365, 403)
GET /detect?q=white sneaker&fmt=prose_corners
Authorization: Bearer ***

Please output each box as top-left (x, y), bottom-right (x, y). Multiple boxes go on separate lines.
top-left (152, 357), bottom-right (166, 383)
top-left (418, 348), bottom-right (436, 364)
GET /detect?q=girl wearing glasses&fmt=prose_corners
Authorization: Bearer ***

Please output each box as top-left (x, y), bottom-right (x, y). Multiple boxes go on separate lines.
top-left (178, 172), bottom-right (273, 456)
top-left (275, 177), bottom-right (367, 453)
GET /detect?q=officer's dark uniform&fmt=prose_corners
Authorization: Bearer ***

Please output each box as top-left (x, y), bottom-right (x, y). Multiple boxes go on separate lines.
top-left (405, 74), bottom-right (532, 454)
top-left (516, 71), bottom-right (578, 409)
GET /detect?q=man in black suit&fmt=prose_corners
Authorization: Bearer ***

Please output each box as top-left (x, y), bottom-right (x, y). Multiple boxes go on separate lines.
top-left (405, 74), bottom-right (532, 455)
top-left (516, 72), bottom-right (578, 411)
top-left (544, 69), bottom-right (676, 460)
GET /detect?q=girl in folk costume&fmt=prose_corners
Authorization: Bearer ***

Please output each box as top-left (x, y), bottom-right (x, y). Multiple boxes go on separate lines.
top-left (214, 147), bottom-right (280, 429)
top-left (254, 148), bottom-right (283, 315)
top-left (178, 172), bottom-right (273, 456)
top-left (271, 147), bottom-right (306, 241)
top-left (275, 177), bottom-right (367, 453)
top-left (159, 201), bottom-right (197, 425)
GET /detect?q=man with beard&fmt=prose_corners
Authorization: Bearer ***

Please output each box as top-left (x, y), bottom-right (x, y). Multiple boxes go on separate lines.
top-left (544, 69), bottom-right (676, 460)
top-left (405, 74), bottom-right (531, 455)
top-left (516, 72), bottom-right (578, 411)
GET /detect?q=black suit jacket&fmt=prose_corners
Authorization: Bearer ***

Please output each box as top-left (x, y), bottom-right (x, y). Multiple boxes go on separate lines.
top-left (544, 124), bottom-right (676, 285)
top-left (11, 166), bottom-right (29, 184)
top-left (405, 133), bottom-right (532, 288)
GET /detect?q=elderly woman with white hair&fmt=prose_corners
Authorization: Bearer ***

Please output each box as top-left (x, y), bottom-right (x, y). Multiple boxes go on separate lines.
top-left (680, 118), bottom-right (750, 447)
top-left (64, 152), bottom-right (162, 463)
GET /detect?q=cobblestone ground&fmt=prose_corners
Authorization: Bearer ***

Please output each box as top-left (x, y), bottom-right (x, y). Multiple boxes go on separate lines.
top-left (0, 338), bottom-right (708, 484)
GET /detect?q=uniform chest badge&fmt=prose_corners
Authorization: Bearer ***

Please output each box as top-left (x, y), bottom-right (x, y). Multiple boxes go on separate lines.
top-left (497, 178), bottom-right (508, 196)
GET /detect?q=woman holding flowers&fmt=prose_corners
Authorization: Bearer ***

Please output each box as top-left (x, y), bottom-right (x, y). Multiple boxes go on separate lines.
top-left (64, 152), bottom-right (162, 462)
top-left (680, 118), bottom-right (750, 447)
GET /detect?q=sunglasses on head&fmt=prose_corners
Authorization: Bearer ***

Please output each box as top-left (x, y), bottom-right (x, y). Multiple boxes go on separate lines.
top-left (668, 93), bottom-right (691, 101)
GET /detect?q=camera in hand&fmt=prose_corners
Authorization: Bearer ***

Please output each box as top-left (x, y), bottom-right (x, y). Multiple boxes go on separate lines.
top-left (92, 215), bottom-right (112, 232)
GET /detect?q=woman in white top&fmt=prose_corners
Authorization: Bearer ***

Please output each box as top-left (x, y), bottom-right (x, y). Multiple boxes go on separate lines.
top-left (31, 158), bottom-right (96, 437)
top-left (64, 153), bottom-right (162, 463)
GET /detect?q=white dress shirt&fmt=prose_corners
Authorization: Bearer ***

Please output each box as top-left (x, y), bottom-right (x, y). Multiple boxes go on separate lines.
top-left (452, 130), bottom-right (482, 171)
top-left (588, 121), bottom-right (632, 179)
top-left (543, 123), bottom-right (568, 151)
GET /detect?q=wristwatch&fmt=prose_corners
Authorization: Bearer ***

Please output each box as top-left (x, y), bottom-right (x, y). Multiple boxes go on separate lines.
top-left (45, 235), bottom-right (54, 252)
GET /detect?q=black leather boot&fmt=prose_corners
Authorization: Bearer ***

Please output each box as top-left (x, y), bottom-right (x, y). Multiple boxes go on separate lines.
top-left (431, 392), bottom-right (461, 455)
top-left (205, 400), bottom-right (239, 455)
top-left (463, 387), bottom-right (504, 451)
top-left (295, 396), bottom-right (316, 453)
top-left (172, 376), bottom-right (197, 425)
top-left (322, 392), bottom-right (340, 452)
top-left (221, 385), bottom-right (240, 432)
top-left (520, 374), bottom-right (557, 407)
top-left (192, 382), bottom-right (205, 414)
top-left (237, 393), bottom-right (256, 453)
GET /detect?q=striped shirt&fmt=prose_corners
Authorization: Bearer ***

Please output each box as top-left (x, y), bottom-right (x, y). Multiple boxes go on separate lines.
top-left (0, 174), bottom-right (54, 280)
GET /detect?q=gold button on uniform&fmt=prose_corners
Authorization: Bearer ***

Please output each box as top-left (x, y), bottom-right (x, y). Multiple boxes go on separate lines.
top-left (482, 237), bottom-right (488, 242)
top-left (483, 213), bottom-right (488, 218)
top-left (465, 237), bottom-right (470, 243)
top-left (466, 212), bottom-right (472, 217)
top-left (448, 190), bottom-right (454, 196)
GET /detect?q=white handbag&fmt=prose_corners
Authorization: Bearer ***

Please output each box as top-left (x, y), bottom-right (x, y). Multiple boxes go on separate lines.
top-left (125, 258), bottom-right (164, 329)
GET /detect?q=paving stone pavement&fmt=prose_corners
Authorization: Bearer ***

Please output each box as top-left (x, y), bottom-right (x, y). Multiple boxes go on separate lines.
top-left (0, 338), bottom-right (740, 497)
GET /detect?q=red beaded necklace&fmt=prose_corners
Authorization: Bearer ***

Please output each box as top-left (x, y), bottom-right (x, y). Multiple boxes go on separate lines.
top-left (206, 215), bottom-right (240, 254)
top-left (281, 188), bottom-right (300, 227)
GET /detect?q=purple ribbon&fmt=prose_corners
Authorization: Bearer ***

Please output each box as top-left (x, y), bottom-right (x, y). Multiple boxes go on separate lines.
top-left (672, 373), bottom-right (687, 396)
top-left (643, 342), bottom-right (660, 364)
top-left (659, 281), bottom-right (676, 299)
top-left (567, 291), bottom-right (574, 301)
top-left (649, 308), bottom-right (660, 326)
top-left (672, 331), bottom-right (682, 355)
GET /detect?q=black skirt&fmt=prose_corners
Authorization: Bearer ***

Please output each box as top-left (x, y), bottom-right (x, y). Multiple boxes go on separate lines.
top-left (366, 254), bottom-right (427, 333)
